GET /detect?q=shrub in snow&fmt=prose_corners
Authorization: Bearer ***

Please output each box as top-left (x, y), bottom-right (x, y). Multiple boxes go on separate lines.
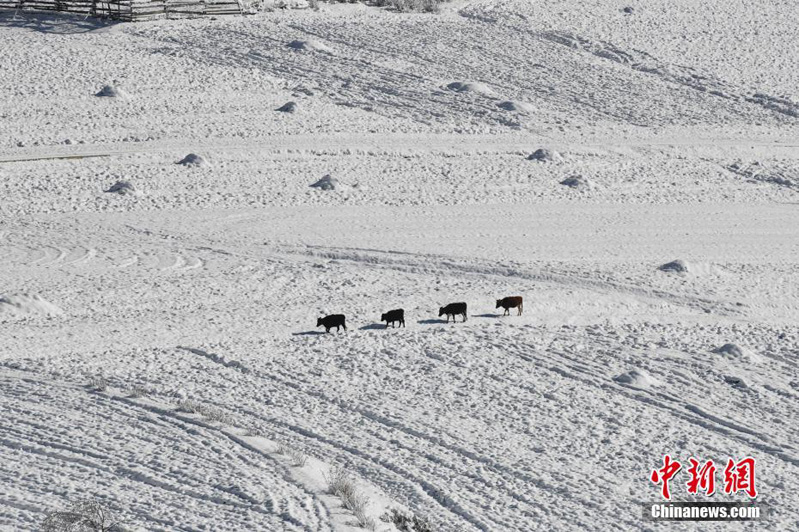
top-left (128, 386), bottom-right (149, 399)
top-left (176, 399), bottom-right (203, 414)
top-left (201, 406), bottom-right (231, 425)
top-left (381, 507), bottom-right (434, 532)
top-left (659, 259), bottom-right (689, 273)
top-left (246, 425), bottom-right (267, 437)
top-left (288, 448), bottom-right (308, 467)
top-left (176, 399), bottom-right (231, 424)
top-left (87, 376), bottom-right (108, 392)
top-left (353, 507), bottom-right (377, 531)
top-left (341, 490), bottom-right (369, 514)
top-left (42, 500), bottom-right (123, 532)
top-left (325, 465), bottom-right (356, 499)
top-left (274, 441), bottom-right (307, 466)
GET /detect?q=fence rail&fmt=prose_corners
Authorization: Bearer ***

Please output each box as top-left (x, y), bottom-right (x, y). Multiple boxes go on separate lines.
top-left (0, 0), bottom-right (242, 20)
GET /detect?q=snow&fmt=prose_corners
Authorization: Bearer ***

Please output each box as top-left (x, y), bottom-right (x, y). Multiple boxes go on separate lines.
top-left (1, 1), bottom-right (799, 531)
top-left (0, 294), bottom-right (63, 319)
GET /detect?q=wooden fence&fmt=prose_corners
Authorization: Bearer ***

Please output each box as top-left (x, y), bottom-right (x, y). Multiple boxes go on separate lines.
top-left (0, 0), bottom-right (243, 20)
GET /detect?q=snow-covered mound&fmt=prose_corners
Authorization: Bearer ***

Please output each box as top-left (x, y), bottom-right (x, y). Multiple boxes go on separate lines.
top-left (95, 85), bottom-right (129, 99)
top-left (560, 175), bottom-right (593, 189)
top-left (177, 154), bottom-right (211, 168)
top-left (528, 148), bottom-right (563, 163)
top-left (659, 259), bottom-right (689, 273)
top-left (105, 180), bottom-right (138, 196)
top-left (276, 101), bottom-right (298, 113)
top-left (0, 293), bottom-right (63, 318)
top-left (287, 39), bottom-right (333, 53)
top-left (310, 174), bottom-right (342, 191)
top-left (723, 374), bottom-right (748, 389)
top-left (714, 343), bottom-right (762, 363)
top-left (613, 369), bottom-right (662, 389)
top-left (446, 81), bottom-right (495, 96)
top-left (497, 100), bottom-right (535, 113)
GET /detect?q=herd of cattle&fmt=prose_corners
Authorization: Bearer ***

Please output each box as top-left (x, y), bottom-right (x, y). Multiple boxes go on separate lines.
top-left (316, 296), bottom-right (524, 332)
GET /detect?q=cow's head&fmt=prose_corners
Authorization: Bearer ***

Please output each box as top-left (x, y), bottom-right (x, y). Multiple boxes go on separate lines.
top-left (316, 317), bottom-right (323, 327)
top-left (496, 299), bottom-right (503, 308)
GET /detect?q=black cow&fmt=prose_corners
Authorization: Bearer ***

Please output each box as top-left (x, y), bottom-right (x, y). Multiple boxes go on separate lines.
top-left (439, 302), bottom-right (467, 323)
top-left (381, 309), bottom-right (405, 328)
top-left (496, 296), bottom-right (523, 316)
top-left (317, 314), bottom-right (346, 333)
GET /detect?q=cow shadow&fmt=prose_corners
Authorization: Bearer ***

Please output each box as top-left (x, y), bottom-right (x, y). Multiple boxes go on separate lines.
top-left (359, 323), bottom-right (386, 330)
top-left (473, 313), bottom-right (501, 318)
top-left (292, 330), bottom-right (325, 336)
top-left (418, 319), bottom-right (447, 325)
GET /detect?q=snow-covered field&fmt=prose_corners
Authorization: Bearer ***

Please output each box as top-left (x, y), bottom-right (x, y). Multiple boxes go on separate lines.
top-left (1, 1), bottom-right (798, 530)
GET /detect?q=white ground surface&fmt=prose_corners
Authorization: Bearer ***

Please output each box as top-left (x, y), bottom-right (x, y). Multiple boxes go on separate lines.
top-left (1, 1), bottom-right (799, 530)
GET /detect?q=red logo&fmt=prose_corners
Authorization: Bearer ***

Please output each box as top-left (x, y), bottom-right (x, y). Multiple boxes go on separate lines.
top-left (686, 458), bottom-right (716, 496)
top-left (651, 456), bottom-right (757, 500)
top-left (650, 455), bottom-right (682, 500)
top-left (723, 457), bottom-right (757, 498)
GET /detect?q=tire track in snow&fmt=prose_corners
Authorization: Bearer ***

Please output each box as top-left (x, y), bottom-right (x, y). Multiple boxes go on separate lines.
top-left (0, 371), bottom-right (327, 531)
top-left (176, 344), bottom-right (641, 531)
top-left (274, 244), bottom-right (741, 317)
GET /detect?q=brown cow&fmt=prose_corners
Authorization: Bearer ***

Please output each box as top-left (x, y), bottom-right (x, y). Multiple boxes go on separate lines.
top-left (496, 296), bottom-right (523, 316)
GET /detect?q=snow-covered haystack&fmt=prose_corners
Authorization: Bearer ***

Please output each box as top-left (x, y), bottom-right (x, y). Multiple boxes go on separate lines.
top-left (310, 174), bottom-right (342, 191)
top-left (723, 375), bottom-right (748, 389)
top-left (528, 148), bottom-right (563, 163)
top-left (498, 101), bottom-right (535, 113)
top-left (95, 85), bottom-right (130, 99)
top-left (446, 81), bottom-right (495, 96)
top-left (714, 343), bottom-right (762, 363)
top-left (560, 175), bottom-right (593, 189)
top-left (277, 101), bottom-right (298, 113)
top-left (287, 39), bottom-right (333, 54)
top-left (659, 259), bottom-right (689, 273)
top-left (177, 153), bottom-right (211, 168)
top-left (613, 369), bottom-right (661, 389)
top-left (105, 180), bottom-right (138, 196)
top-left (0, 293), bottom-right (63, 319)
